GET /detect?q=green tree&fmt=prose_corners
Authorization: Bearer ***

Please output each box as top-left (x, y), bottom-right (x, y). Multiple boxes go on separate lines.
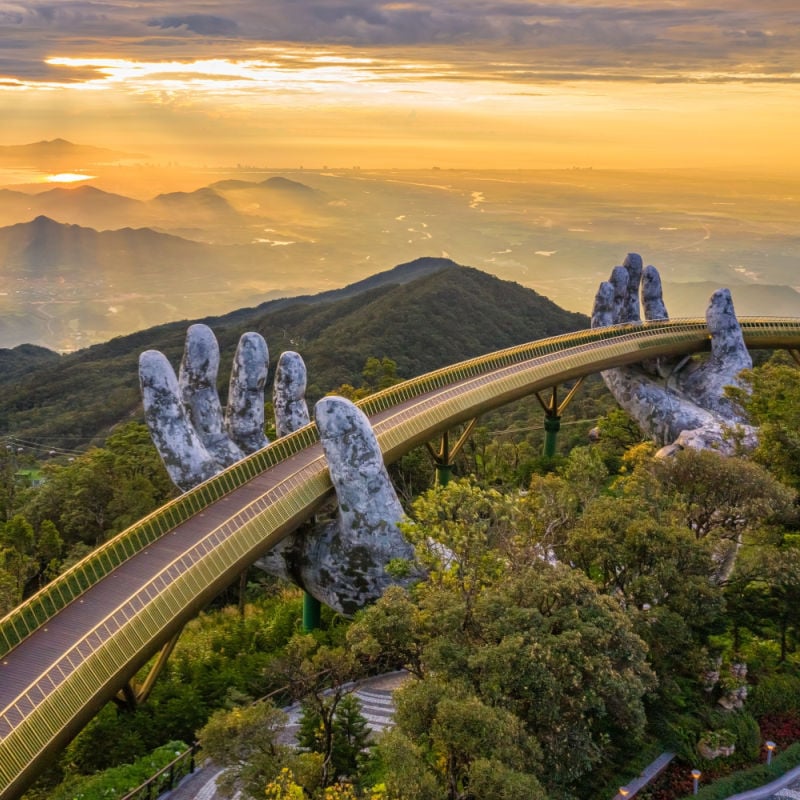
top-left (645, 449), bottom-right (794, 543)
top-left (728, 356), bottom-right (800, 489)
top-left (330, 694), bottom-right (370, 780)
top-left (373, 728), bottom-right (440, 800)
top-left (727, 536), bottom-right (800, 664)
top-left (299, 693), bottom-right (371, 781)
top-left (0, 566), bottom-right (18, 615)
top-left (350, 481), bottom-right (655, 796)
top-left (615, 448), bottom-right (795, 587)
top-left (198, 701), bottom-right (291, 798)
top-left (21, 422), bottom-right (175, 549)
top-left (566, 493), bottom-right (720, 621)
top-left (376, 677), bottom-right (544, 800)
top-left (595, 407), bottom-right (644, 471)
top-left (362, 356), bottom-right (400, 392)
top-left (332, 357), bottom-right (402, 401)
top-left (0, 446), bottom-right (18, 521)
top-left (279, 634), bottom-right (363, 787)
top-left (0, 514), bottom-right (37, 602)
top-left (523, 445), bottom-right (609, 559)
top-left (34, 518), bottom-right (63, 587)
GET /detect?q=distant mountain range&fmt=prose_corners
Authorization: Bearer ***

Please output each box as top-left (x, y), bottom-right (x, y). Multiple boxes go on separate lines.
top-left (0, 213), bottom-right (324, 350)
top-left (2, 146), bottom-right (800, 353)
top-left (0, 176), bottom-right (325, 235)
top-left (0, 258), bottom-right (588, 450)
top-left (0, 138), bottom-right (142, 164)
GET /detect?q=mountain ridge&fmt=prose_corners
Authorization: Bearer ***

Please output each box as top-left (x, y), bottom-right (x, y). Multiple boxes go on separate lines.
top-left (0, 259), bottom-right (588, 450)
top-left (0, 139), bottom-right (142, 163)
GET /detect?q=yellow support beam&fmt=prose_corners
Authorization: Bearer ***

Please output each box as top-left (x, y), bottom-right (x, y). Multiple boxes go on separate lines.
top-left (115, 631), bottom-right (181, 709)
top-left (534, 377), bottom-right (586, 457)
top-left (425, 419), bottom-right (478, 484)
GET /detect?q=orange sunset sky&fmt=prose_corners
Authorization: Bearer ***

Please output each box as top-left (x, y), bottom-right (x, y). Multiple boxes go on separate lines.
top-left (0, 1), bottom-right (799, 173)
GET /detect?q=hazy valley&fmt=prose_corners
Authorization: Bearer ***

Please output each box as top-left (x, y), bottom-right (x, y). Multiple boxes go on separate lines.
top-left (1, 140), bottom-right (799, 351)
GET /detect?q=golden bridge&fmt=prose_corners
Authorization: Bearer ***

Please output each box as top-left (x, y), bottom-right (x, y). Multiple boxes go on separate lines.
top-left (2, 318), bottom-right (800, 799)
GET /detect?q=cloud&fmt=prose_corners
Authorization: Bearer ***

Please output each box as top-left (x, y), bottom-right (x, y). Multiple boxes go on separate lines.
top-left (147, 14), bottom-right (239, 36)
top-left (0, 0), bottom-right (798, 87)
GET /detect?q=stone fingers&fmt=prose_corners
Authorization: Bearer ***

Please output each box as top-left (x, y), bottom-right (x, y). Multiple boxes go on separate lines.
top-left (179, 324), bottom-right (244, 469)
top-left (642, 265), bottom-right (669, 321)
top-left (601, 253), bottom-right (643, 326)
top-left (705, 289), bottom-right (752, 377)
top-left (139, 349), bottom-right (217, 491)
top-left (273, 351), bottom-right (311, 439)
top-left (601, 365), bottom-right (720, 447)
top-left (679, 288), bottom-right (752, 422)
top-left (609, 266), bottom-right (629, 324)
top-left (591, 281), bottom-right (616, 329)
top-left (225, 332), bottom-right (270, 454)
top-left (312, 396), bottom-right (416, 615)
top-left (621, 253), bottom-right (643, 323)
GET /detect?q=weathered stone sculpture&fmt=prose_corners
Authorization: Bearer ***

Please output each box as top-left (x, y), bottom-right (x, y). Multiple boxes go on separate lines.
top-left (591, 254), bottom-right (756, 455)
top-left (140, 324), bottom-right (415, 615)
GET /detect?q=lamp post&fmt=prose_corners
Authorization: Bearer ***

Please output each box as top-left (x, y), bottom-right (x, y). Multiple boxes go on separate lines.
top-left (766, 740), bottom-right (777, 765)
top-left (691, 769), bottom-right (702, 795)
top-left (618, 787), bottom-right (630, 798)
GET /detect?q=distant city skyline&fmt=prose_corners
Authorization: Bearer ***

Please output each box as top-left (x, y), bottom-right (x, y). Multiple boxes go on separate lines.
top-left (1, 1), bottom-right (799, 173)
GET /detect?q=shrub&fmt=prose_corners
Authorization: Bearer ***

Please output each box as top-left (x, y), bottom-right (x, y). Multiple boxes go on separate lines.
top-left (728, 711), bottom-right (762, 761)
top-left (749, 674), bottom-right (800, 717)
top-left (686, 741), bottom-right (800, 799)
top-left (48, 741), bottom-right (189, 800)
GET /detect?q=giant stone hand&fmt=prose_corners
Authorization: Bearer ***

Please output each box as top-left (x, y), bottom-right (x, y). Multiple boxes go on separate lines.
top-left (591, 254), bottom-right (757, 456)
top-left (139, 324), bottom-right (415, 615)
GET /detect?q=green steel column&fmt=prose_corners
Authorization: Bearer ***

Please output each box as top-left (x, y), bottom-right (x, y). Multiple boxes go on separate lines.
top-left (303, 592), bottom-right (321, 632)
top-left (426, 422), bottom-right (477, 486)
top-left (543, 415), bottom-right (561, 459)
top-left (436, 462), bottom-right (453, 486)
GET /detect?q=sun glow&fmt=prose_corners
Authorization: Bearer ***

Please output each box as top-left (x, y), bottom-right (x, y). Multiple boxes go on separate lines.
top-left (44, 173), bottom-right (96, 183)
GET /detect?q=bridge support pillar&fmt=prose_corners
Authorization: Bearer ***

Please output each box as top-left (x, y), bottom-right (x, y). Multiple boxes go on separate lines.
top-left (790, 349), bottom-right (800, 367)
top-left (114, 631), bottom-right (181, 710)
top-left (303, 593), bottom-right (321, 632)
top-left (543, 415), bottom-right (561, 459)
top-left (425, 420), bottom-right (478, 486)
top-left (534, 379), bottom-right (585, 460)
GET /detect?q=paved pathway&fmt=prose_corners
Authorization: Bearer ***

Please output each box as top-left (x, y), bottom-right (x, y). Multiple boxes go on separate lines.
top-left (163, 672), bottom-right (409, 800)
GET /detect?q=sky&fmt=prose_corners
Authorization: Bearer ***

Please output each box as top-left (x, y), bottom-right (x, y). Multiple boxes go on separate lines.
top-left (1, 1), bottom-right (799, 171)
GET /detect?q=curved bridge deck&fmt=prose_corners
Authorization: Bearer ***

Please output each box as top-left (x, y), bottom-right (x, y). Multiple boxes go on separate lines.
top-left (2, 318), bottom-right (799, 799)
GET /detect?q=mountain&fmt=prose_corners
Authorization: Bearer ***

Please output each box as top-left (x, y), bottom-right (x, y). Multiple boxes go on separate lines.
top-left (260, 176), bottom-right (315, 193)
top-left (0, 177), bottom-right (324, 234)
top-left (209, 175), bottom-right (327, 224)
top-left (0, 215), bottom-right (212, 276)
top-left (209, 176), bottom-right (314, 195)
top-left (0, 139), bottom-right (141, 164)
top-left (0, 259), bottom-right (588, 450)
top-left (218, 255), bottom-right (460, 324)
top-left (0, 343), bottom-right (60, 382)
top-left (0, 216), bottom-right (312, 350)
top-left (150, 187), bottom-right (239, 220)
top-left (28, 186), bottom-right (147, 230)
top-left (0, 186), bottom-right (148, 230)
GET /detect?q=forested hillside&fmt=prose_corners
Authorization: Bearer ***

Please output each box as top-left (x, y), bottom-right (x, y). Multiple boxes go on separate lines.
top-left (0, 258), bottom-right (587, 451)
top-left (3, 257), bottom-right (800, 800)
